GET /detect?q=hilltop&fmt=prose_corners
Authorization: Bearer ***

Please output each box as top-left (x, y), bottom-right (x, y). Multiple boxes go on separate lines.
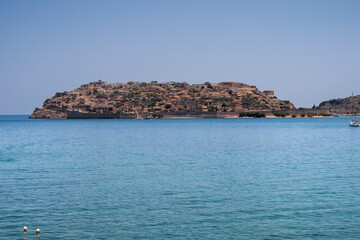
top-left (30, 80), bottom-right (296, 119)
top-left (317, 94), bottom-right (360, 115)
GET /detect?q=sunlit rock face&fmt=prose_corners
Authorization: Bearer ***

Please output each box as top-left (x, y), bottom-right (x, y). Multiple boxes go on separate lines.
top-left (30, 80), bottom-right (295, 119)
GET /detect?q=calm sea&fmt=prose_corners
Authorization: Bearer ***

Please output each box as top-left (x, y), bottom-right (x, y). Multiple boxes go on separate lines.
top-left (1, 116), bottom-right (360, 239)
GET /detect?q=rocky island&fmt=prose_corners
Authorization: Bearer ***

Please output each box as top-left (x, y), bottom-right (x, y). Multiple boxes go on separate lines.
top-left (30, 81), bottom-right (327, 119)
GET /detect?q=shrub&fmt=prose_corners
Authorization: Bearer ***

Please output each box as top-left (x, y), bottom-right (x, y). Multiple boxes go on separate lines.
top-left (328, 99), bottom-right (343, 105)
top-left (114, 103), bottom-right (123, 108)
top-left (205, 82), bottom-right (213, 88)
top-left (215, 97), bottom-right (232, 102)
top-left (292, 114), bottom-right (296, 118)
top-left (208, 106), bottom-right (218, 112)
top-left (54, 92), bottom-right (63, 98)
top-left (124, 91), bottom-right (135, 99)
top-left (281, 106), bottom-right (291, 110)
top-left (274, 111), bottom-right (289, 117)
top-left (142, 96), bottom-right (163, 107)
top-left (301, 113), bottom-right (306, 117)
top-left (307, 112), bottom-right (315, 118)
top-left (152, 113), bottom-right (164, 118)
top-left (87, 106), bottom-right (97, 112)
top-left (95, 93), bottom-right (108, 99)
top-left (242, 94), bottom-right (259, 107)
top-left (127, 81), bottom-right (135, 85)
top-left (165, 104), bottom-right (172, 109)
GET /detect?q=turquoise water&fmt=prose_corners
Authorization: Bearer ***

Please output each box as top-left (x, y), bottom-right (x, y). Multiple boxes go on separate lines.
top-left (1, 116), bottom-right (360, 239)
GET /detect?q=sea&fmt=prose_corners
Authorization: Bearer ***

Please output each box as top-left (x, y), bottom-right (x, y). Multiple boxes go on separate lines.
top-left (0, 115), bottom-right (360, 239)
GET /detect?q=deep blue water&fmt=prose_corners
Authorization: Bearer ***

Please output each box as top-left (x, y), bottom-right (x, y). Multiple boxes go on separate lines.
top-left (1, 116), bottom-right (360, 239)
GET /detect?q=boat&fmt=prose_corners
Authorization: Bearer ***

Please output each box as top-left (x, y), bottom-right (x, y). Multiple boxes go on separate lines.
top-left (349, 118), bottom-right (360, 127)
top-left (143, 116), bottom-right (154, 120)
top-left (349, 92), bottom-right (359, 127)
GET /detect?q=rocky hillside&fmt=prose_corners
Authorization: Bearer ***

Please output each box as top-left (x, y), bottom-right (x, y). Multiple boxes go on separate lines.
top-left (30, 80), bottom-right (295, 119)
top-left (318, 94), bottom-right (360, 114)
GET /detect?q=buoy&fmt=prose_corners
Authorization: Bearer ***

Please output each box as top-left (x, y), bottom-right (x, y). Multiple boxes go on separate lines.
top-left (23, 226), bottom-right (27, 232)
top-left (35, 228), bottom-right (40, 235)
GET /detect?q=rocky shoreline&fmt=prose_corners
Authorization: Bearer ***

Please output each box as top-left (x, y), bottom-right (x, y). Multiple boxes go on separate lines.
top-left (317, 95), bottom-right (360, 115)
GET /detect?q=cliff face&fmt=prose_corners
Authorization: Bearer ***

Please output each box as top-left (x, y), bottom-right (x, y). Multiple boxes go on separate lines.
top-left (318, 95), bottom-right (360, 115)
top-left (29, 81), bottom-right (295, 119)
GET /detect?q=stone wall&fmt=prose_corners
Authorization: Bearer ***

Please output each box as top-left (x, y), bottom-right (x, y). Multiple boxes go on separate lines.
top-left (264, 90), bottom-right (274, 96)
top-left (67, 111), bottom-right (137, 119)
top-left (253, 109), bottom-right (330, 116)
top-left (162, 112), bottom-right (238, 118)
top-left (65, 109), bottom-right (330, 119)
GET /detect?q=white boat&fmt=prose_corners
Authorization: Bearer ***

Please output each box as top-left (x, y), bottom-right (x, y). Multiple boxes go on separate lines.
top-left (349, 93), bottom-right (359, 127)
top-left (349, 118), bottom-right (360, 127)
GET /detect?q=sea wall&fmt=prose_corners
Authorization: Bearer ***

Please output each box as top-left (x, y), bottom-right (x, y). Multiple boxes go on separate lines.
top-left (161, 109), bottom-right (330, 119)
top-left (161, 112), bottom-right (238, 119)
top-left (67, 111), bottom-right (137, 119)
top-left (262, 109), bottom-right (330, 116)
top-left (65, 109), bottom-right (330, 119)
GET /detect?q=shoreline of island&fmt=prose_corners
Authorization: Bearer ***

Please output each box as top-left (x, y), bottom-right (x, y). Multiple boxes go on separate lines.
top-left (29, 80), bottom-right (340, 119)
top-left (30, 109), bottom-right (331, 119)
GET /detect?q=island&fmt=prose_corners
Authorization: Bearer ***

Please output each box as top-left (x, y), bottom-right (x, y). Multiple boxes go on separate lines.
top-left (30, 81), bottom-right (329, 119)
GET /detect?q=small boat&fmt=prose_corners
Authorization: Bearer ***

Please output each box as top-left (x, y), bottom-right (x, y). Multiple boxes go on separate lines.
top-left (349, 118), bottom-right (360, 127)
top-left (143, 116), bottom-right (154, 120)
top-left (349, 93), bottom-right (359, 127)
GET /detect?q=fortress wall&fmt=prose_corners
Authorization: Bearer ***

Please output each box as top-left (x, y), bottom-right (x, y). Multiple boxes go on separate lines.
top-left (259, 109), bottom-right (330, 116)
top-left (264, 90), bottom-right (274, 96)
top-left (289, 109), bottom-right (330, 115)
top-left (66, 109), bottom-right (330, 119)
top-left (67, 111), bottom-right (137, 119)
top-left (162, 112), bottom-right (238, 118)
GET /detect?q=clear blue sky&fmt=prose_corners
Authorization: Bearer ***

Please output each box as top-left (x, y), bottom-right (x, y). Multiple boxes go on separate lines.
top-left (1, 0), bottom-right (360, 114)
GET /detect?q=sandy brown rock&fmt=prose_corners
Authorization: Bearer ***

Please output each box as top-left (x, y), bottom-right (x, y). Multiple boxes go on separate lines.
top-left (30, 80), bottom-right (295, 119)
